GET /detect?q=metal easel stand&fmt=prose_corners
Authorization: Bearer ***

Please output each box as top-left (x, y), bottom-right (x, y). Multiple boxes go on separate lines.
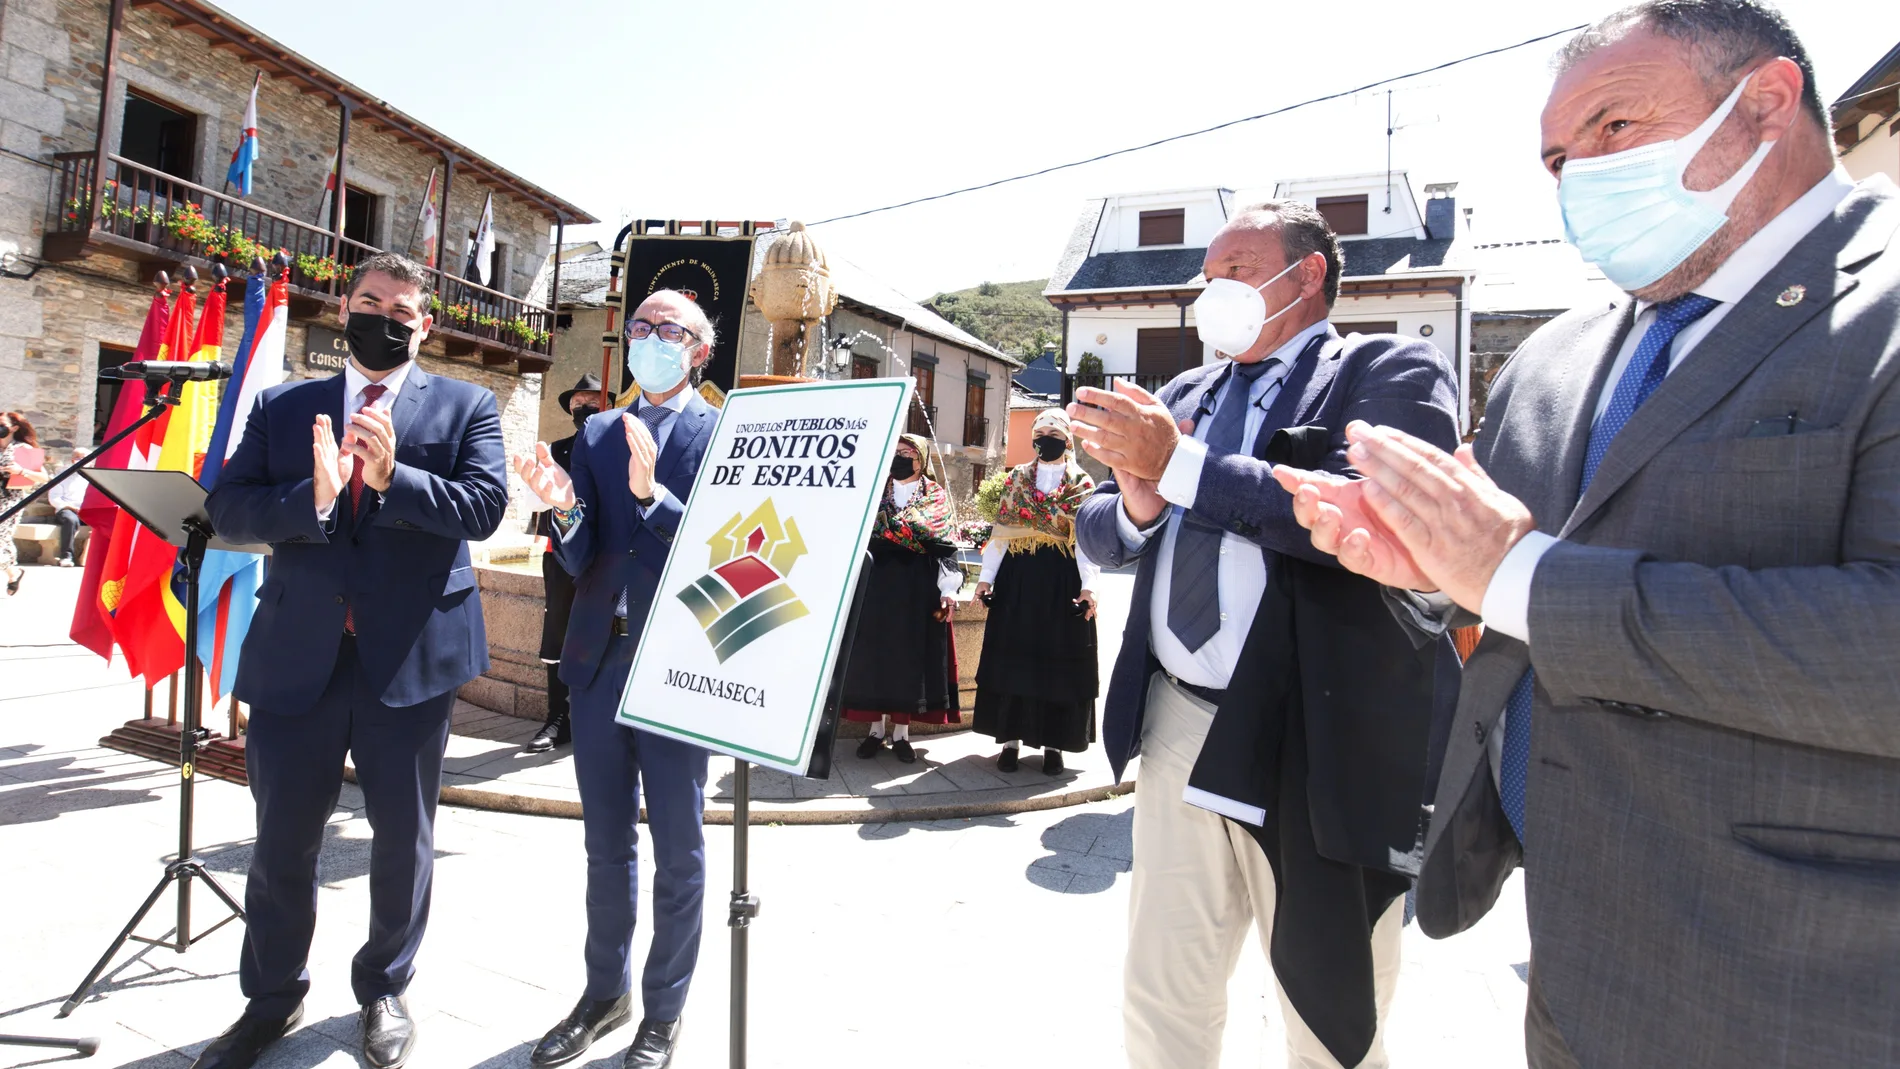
top-left (725, 558), bottom-right (871, 1069)
top-left (58, 519), bottom-right (245, 1016)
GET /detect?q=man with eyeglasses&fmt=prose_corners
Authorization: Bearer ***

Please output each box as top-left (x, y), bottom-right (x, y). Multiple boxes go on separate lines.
top-left (513, 290), bottom-right (719, 1069)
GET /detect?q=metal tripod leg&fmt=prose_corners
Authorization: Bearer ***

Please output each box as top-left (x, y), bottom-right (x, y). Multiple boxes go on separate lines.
top-left (58, 867), bottom-right (176, 1018)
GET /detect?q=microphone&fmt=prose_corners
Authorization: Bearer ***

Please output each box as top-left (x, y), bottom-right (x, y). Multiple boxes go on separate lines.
top-left (108, 361), bottom-right (234, 383)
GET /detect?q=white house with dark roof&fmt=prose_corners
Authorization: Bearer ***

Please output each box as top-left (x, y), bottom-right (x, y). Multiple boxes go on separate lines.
top-left (1045, 172), bottom-right (1480, 428)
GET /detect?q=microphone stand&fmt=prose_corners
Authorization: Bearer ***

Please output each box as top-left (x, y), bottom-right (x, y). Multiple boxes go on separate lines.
top-left (0, 380), bottom-right (178, 527)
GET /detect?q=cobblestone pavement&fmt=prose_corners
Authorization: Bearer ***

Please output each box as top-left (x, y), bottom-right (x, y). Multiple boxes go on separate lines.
top-left (2, 566), bottom-right (1532, 1069)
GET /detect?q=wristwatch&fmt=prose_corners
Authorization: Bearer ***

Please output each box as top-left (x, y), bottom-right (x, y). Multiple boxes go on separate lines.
top-left (633, 491), bottom-right (656, 510)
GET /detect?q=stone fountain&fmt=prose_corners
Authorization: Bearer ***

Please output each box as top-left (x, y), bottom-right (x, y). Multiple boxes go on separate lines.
top-left (744, 220), bottom-right (838, 384)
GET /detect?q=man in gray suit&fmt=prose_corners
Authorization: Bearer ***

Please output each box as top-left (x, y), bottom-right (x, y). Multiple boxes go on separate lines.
top-left (1275, 2), bottom-right (1900, 1065)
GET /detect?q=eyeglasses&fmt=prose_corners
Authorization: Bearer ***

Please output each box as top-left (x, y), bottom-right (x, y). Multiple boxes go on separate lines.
top-left (626, 319), bottom-right (699, 345)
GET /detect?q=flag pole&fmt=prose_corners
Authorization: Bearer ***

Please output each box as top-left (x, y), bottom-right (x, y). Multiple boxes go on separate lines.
top-left (405, 168), bottom-right (435, 259)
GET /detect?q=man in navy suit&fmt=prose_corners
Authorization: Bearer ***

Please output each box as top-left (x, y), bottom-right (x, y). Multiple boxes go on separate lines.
top-left (1068, 202), bottom-right (1459, 1069)
top-left (199, 253), bottom-right (507, 1069)
top-left (514, 289), bottom-right (717, 1069)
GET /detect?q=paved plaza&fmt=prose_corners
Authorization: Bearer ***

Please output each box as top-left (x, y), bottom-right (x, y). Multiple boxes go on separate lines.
top-left (1, 567), bottom-right (1532, 1068)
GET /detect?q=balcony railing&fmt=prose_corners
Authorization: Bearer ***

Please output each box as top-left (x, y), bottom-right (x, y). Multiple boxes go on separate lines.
top-left (908, 403), bottom-right (938, 439)
top-left (46, 153), bottom-right (553, 367)
top-left (1061, 372), bottom-right (1175, 405)
top-left (962, 413), bottom-right (990, 448)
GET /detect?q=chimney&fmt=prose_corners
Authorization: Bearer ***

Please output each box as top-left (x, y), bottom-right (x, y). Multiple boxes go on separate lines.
top-left (1422, 181), bottom-right (1459, 240)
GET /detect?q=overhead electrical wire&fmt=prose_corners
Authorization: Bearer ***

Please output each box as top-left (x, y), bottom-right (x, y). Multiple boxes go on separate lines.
top-left (808, 23), bottom-right (1590, 228)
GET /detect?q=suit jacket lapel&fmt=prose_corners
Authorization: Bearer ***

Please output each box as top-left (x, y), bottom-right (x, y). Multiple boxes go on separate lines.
top-left (1259, 332), bottom-right (1338, 454)
top-left (654, 396), bottom-right (711, 489)
top-left (1526, 302), bottom-right (1635, 533)
top-left (390, 365), bottom-right (430, 448)
top-left (1562, 187), bottom-right (1894, 536)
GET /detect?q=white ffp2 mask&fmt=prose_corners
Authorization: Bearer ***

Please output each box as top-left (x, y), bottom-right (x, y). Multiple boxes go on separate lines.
top-left (1193, 257), bottom-right (1305, 356)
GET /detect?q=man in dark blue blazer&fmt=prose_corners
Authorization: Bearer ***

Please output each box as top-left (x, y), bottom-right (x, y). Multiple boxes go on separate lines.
top-left (1068, 202), bottom-right (1459, 1069)
top-left (199, 253), bottom-right (507, 1069)
top-left (514, 289), bottom-right (717, 1069)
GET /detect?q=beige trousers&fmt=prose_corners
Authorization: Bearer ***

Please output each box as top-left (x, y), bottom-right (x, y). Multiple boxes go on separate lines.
top-left (1124, 674), bottom-right (1404, 1069)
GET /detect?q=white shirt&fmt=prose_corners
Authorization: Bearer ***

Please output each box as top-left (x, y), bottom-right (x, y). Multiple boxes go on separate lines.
top-left (1480, 168), bottom-right (1856, 642)
top-left (316, 359), bottom-right (414, 521)
top-left (48, 465), bottom-right (88, 511)
top-left (979, 461), bottom-right (1101, 590)
top-left (889, 477), bottom-right (964, 598)
top-left (1114, 319), bottom-right (1328, 689)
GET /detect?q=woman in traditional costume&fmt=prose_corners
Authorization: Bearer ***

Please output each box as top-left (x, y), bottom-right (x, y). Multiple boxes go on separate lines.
top-left (842, 433), bottom-right (963, 764)
top-left (972, 409), bottom-right (1099, 774)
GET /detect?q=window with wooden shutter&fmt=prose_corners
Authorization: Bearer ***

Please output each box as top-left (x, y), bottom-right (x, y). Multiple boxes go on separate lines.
top-left (909, 362), bottom-right (936, 438)
top-left (963, 380), bottom-right (988, 446)
top-left (1316, 195), bottom-right (1369, 235)
top-left (1136, 328), bottom-right (1198, 377)
top-left (851, 356), bottom-right (879, 379)
top-left (1138, 209), bottom-right (1186, 246)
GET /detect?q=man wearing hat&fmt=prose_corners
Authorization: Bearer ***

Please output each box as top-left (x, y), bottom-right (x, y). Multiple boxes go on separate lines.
top-left (523, 374), bottom-right (606, 753)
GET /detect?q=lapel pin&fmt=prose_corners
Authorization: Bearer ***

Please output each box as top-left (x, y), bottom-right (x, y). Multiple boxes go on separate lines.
top-left (1775, 284), bottom-right (1805, 307)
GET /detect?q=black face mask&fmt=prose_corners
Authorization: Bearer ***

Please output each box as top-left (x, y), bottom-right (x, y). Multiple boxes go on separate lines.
top-left (571, 404), bottom-right (600, 431)
top-left (1034, 435), bottom-right (1066, 462)
top-left (345, 313), bottom-right (416, 372)
top-left (890, 456), bottom-right (916, 481)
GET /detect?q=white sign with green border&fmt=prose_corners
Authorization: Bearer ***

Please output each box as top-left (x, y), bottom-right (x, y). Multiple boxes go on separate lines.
top-left (616, 377), bottom-right (914, 775)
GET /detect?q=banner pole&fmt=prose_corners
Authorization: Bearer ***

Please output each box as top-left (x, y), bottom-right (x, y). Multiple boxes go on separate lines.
top-left (728, 759), bottom-right (756, 1069)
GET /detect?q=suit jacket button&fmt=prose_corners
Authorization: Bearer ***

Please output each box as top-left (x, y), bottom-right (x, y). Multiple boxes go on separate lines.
top-left (1473, 721), bottom-right (1486, 744)
top-left (334, 595), bottom-right (345, 605)
top-left (627, 549), bottom-right (637, 558)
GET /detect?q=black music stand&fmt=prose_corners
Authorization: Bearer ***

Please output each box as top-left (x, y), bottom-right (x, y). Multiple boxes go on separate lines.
top-left (57, 469), bottom-right (263, 1017)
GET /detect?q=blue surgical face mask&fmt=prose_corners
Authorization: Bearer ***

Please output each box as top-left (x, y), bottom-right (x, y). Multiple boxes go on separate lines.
top-left (1558, 68), bottom-right (1776, 292)
top-left (625, 333), bottom-right (689, 393)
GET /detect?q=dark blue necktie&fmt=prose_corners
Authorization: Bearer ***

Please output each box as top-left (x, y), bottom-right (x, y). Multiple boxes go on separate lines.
top-left (615, 401), bottom-right (675, 619)
top-left (1166, 358), bottom-right (1278, 652)
top-left (1499, 292), bottom-right (1719, 843)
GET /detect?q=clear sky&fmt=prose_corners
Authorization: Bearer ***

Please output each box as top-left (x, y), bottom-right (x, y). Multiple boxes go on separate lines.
top-left (215, 0), bottom-right (1899, 298)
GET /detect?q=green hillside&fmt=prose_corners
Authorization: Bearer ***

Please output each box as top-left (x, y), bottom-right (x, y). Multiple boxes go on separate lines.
top-left (925, 279), bottom-right (1060, 359)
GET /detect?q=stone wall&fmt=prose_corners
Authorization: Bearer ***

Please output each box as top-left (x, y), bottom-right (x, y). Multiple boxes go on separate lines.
top-left (1469, 312), bottom-right (1559, 430)
top-left (0, 0), bottom-right (558, 450)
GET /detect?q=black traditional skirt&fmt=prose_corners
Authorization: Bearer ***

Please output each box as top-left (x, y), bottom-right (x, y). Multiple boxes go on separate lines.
top-left (840, 539), bottom-right (960, 724)
top-left (972, 543), bottom-right (1098, 752)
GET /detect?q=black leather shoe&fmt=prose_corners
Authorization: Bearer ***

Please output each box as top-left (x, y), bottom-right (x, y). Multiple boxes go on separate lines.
top-left (996, 748), bottom-right (1019, 773)
top-left (531, 993), bottom-right (633, 1067)
top-left (525, 713), bottom-right (571, 754)
top-left (855, 735), bottom-right (884, 759)
top-left (1043, 749), bottom-right (1065, 776)
top-left (190, 1004), bottom-right (303, 1069)
top-left (361, 995), bottom-right (416, 1069)
top-left (892, 739), bottom-right (916, 764)
top-left (622, 1018), bottom-right (682, 1069)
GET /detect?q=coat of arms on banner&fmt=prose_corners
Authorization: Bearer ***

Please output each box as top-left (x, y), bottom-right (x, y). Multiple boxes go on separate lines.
top-left (676, 499), bottom-right (810, 662)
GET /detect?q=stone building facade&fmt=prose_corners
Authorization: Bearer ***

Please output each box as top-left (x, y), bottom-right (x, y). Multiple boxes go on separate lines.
top-left (0, 0), bottom-right (592, 532)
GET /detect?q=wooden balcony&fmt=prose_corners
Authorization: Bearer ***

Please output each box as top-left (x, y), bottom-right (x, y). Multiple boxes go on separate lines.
top-left (44, 153), bottom-right (554, 373)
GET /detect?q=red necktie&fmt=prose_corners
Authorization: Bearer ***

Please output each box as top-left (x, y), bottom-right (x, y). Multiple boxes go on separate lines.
top-left (343, 383), bottom-right (387, 634)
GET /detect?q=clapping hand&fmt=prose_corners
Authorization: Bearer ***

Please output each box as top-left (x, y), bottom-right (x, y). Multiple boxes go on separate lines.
top-left (1273, 421), bottom-right (1537, 611)
top-left (1068, 380), bottom-right (1182, 482)
top-left (512, 443), bottom-right (576, 511)
top-left (344, 405), bottom-right (397, 492)
top-left (312, 414), bottom-right (354, 513)
top-left (624, 413), bottom-right (657, 501)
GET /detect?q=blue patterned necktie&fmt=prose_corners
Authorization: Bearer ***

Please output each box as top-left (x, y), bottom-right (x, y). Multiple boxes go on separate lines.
top-left (614, 400), bottom-right (675, 620)
top-left (1498, 292), bottom-right (1719, 843)
top-left (1166, 358), bottom-right (1279, 652)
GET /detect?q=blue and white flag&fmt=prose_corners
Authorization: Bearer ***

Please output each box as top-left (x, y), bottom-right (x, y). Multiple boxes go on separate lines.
top-left (225, 73), bottom-right (261, 197)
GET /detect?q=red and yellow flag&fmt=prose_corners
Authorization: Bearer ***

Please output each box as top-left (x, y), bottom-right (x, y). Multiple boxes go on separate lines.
top-left (108, 279), bottom-right (227, 685)
top-left (70, 290), bottom-right (168, 658)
